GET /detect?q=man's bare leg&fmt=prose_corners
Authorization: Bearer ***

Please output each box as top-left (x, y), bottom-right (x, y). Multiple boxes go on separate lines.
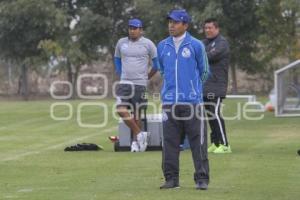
top-left (134, 114), bottom-right (142, 140)
top-left (117, 106), bottom-right (141, 141)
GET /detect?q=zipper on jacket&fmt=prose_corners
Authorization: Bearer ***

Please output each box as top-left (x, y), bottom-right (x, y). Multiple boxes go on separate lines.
top-left (167, 39), bottom-right (191, 103)
top-left (175, 54), bottom-right (178, 103)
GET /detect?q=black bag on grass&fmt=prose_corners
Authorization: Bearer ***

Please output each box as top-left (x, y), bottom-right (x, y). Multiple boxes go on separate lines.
top-left (64, 143), bottom-right (103, 151)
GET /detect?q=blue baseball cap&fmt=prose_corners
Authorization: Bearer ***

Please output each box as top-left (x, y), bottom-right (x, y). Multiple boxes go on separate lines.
top-left (167, 9), bottom-right (191, 23)
top-left (128, 18), bottom-right (143, 28)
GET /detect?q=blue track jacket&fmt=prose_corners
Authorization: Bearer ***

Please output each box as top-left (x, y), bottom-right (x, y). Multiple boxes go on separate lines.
top-left (157, 32), bottom-right (210, 104)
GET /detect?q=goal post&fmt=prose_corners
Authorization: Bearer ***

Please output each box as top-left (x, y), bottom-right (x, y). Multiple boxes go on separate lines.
top-left (274, 60), bottom-right (300, 117)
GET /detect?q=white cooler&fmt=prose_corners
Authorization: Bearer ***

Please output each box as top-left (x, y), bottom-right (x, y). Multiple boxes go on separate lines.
top-left (114, 114), bottom-right (163, 151)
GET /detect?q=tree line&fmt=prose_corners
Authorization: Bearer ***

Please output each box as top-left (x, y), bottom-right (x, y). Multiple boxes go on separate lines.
top-left (0, 0), bottom-right (299, 99)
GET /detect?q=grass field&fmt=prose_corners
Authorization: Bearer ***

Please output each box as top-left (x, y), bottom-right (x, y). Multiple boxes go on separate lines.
top-left (0, 99), bottom-right (299, 200)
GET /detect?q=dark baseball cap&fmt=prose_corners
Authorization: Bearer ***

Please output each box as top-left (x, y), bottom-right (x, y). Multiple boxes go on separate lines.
top-left (167, 9), bottom-right (191, 23)
top-left (128, 18), bottom-right (143, 28)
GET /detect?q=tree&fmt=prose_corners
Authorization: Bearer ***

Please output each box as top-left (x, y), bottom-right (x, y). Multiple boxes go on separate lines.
top-left (280, 0), bottom-right (300, 62)
top-left (78, 0), bottom-right (139, 76)
top-left (42, 0), bottom-right (109, 98)
top-left (255, 0), bottom-right (300, 89)
top-left (0, 0), bottom-right (65, 99)
top-left (257, 0), bottom-right (287, 61)
top-left (220, 0), bottom-right (262, 93)
top-left (135, 0), bottom-right (210, 43)
top-left (42, 0), bottom-right (137, 97)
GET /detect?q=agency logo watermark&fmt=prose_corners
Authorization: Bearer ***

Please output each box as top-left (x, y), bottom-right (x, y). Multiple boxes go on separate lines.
top-left (50, 73), bottom-right (266, 128)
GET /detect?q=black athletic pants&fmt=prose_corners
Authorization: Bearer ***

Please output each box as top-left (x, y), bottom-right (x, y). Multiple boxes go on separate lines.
top-left (162, 104), bottom-right (209, 184)
top-left (204, 97), bottom-right (229, 146)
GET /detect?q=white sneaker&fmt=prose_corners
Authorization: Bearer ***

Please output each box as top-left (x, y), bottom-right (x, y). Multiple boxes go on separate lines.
top-left (137, 132), bottom-right (148, 152)
top-left (131, 141), bottom-right (140, 152)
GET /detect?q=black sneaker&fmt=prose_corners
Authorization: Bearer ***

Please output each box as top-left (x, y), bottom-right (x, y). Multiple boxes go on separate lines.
top-left (195, 182), bottom-right (208, 190)
top-left (160, 179), bottom-right (180, 189)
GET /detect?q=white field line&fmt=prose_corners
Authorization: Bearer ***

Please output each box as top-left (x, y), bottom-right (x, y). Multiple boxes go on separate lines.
top-left (0, 126), bottom-right (117, 162)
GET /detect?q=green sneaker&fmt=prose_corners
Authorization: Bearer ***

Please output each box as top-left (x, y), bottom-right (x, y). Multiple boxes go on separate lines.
top-left (213, 145), bottom-right (232, 153)
top-left (207, 144), bottom-right (217, 153)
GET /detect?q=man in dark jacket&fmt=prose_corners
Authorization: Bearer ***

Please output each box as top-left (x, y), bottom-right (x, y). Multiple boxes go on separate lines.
top-left (203, 18), bottom-right (232, 153)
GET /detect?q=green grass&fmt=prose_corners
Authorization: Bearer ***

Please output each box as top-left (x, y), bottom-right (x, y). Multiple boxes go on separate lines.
top-left (0, 99), bottom-right (299, 200)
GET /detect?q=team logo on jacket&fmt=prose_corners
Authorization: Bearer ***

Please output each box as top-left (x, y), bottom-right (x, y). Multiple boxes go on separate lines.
top-left (182, 47), bottom-right (191, 58)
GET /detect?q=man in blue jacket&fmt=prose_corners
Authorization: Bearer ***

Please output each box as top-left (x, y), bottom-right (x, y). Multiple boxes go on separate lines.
top-left (157, 9), bottom-right (210, 190)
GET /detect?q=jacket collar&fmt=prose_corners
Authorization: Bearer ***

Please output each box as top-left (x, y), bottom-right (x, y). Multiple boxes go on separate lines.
top-left (207, 33), bottom-right (220, 42)
top-left (165, 32), bottom-right (192, 48)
